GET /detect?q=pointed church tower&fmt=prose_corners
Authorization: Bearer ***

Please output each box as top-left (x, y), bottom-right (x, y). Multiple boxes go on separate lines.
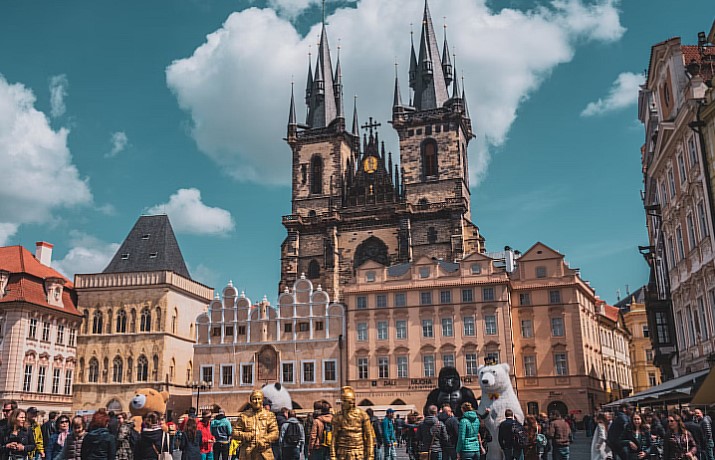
top-left (391, 0), bottom-right (484, 259)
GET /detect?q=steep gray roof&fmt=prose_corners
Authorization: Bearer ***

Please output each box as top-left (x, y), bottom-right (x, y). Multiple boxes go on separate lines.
top-left (103, 215), bottom-right (191, 279)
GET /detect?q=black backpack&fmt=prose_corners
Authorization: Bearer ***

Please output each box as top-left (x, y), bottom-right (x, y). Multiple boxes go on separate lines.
top-left (284, 422), bottom-right (302, 446)
top-left (512, 421), bottom-right (528, 449)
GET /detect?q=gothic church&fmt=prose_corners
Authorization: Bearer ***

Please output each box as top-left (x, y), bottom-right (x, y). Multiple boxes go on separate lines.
top-left (280, 1), bottom-right (485, 300)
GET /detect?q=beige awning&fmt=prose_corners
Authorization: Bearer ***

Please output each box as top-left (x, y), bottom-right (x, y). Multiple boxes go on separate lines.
top-left (691, 367), bottom-right (715, 405)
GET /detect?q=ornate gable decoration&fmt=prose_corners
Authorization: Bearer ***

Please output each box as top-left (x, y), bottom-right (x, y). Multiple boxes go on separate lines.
top-left (44, 277), bottom-right (65, 307)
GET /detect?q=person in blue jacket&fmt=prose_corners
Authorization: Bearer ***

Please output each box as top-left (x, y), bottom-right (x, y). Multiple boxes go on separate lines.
top-left (383, 409), bottom-right (397, 460)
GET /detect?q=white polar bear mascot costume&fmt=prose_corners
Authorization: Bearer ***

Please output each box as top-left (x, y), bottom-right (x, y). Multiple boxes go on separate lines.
top-left (475, 362), bottom-right (524, 460)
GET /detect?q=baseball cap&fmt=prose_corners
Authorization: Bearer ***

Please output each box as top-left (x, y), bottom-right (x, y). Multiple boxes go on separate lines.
top-left (386, 408), bottom-right (395, 414)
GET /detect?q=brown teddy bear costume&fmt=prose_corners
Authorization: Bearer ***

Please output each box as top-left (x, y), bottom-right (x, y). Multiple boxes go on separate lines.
top-left (128, 388), bottom-right (170, 431)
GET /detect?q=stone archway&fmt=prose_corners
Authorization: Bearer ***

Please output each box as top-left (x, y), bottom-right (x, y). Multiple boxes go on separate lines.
top-left (547, 400), bottom-right (569, 418)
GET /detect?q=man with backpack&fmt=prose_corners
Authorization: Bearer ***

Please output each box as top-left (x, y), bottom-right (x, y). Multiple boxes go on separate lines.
top-left (383, 409), bottom-right (397, 460)
top-left (211, 409), bottom-right (233, 460)
top-left (309, 401), bottom-right (332, 460)
top-left (498, 409), bottom-right (526, 460)
top-left (366, 409), bottom-right (383, 460)
top-left (437, 405), bottom-right (459, 460)
top-left (279, 410), bottom-right (304, 460)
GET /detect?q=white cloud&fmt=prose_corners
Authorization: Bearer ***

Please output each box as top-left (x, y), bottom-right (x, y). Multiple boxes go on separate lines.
top-left (581, 71), bottom-right (644, 117)
top-left (0, 223), bottom-right (19, 246)
top-left (49, 74), bottom-right (68, 118)
top-left (0, 74), bottom-right (92, 239)
top-left (146, 188), bottom-right (235, 236)
top-left (259, 0), bottom-right (357, 20)
top-left (106, 131), bottom-right (129, 157)
top-left (167, 0), bottom-right (625, 186)
top-left (52, 231), bottom-right (120, 277)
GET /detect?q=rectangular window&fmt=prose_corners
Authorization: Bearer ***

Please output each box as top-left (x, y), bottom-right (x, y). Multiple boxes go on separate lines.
top-left (668, 169), bottom-right (676, 198)
top-left (284, 323), bottom-right (293, 333)
top-left (396, 320), bottom-right (407, 339)
top-left (536, 266), bottom-right (547, 278)
top-left (688, 136), bottom-right (699, 164)
top-left (63, 370), bottom-right (72, 396)
top-left (378, 357), bottom-right (389, 378)
top-left (521, 319), bottom-right (533, 338)
top-left (419, 267), bottom-right (430, 278)
top-left (549, 290), bottom-right (561, 304)
top-left (648, 372), bottom-right (657, 387)
top-left (463, 316), bottom-right (475, 336)
top-left (302, 362), bottom-right (315, 383)
top-left (440, 290), bottom-right (452, 304)
top-left (642, 324), bottom-right (650, 338)
top-left (298, 322), bottom-right (309, 332)
top-left (554, 353), bottom-right (568, 376)
top-left (221, 365), bottom-right (234, 386)
top-left (645, 349), bottom-right (654, 362)
top-left (357, 322), bottom-right (368, 341)
top-left (212, 327), bottom-right (221, 337)
top-left (485, 315), bottom-right (497, 335)
top-left (366, 271), bottom-right (376, 282)
top-left (356, 296), bottom-right (367, 309)
top-left (376, 294), bottom-right (387, 308)
top-left (68, 328), bottom-right (76, 346)
top-left (486, 352), bottom-right (500, 364)
top-left (201, 366), bottom-right (213, 384)
top-left (465, 354), bottom-right (478, 375)
top-left (661, 183), bottom-right (669, 205)
top-left (678, 153), bottom-right (687, 184)
top-left (471, 264), bottom-right (481, 274)
top-left (420, 291), bottom-right (432, 305)
top-left (324, 361), bottom-right (337, 382)
top-left (282, 362), bottom-right (294, 383)
top-left (668, 236), bottom-right (676, 264)
top-left (377, 321), bottom-right (388, 340)
top-left (676, 226), bottom-right (685, 258)
top-left (423, 355), bottom-right (435, 377)
top-left (687, 214), bottom-right (697, 249)
top-left (395, 293), bottom-right (406, 307)
top-left (441, 317), bottom-right (453, 337)
top-left (551, 317), bottom-right (565, 337)
top-left (519, 293), bottom-right (531, 306)
top-left (462, 289), bottom-right (474, 302)
top-left (422, 319), bottom-right (434, 338)
top-left (225, 326), bottom-right (234, 337)
top-left (524, 355), bottom-right (537, 377)
top-left (241, 364), bottom-right (253, 385)
top-left (51, 368), bottom-right (61, 394)
top-left (698, 201), bottom-right (709, 237)
top-left (442, 354), bottom-right (455, 368)
top-left (56, 325), bottom-right (64, 345)
top-left (37, 366), bottom-right (47, 393)
top-left (28, 318), bottom-right (37, 339)
top-left (23, 365), bottom-right (33, 392)
top-left (397, 356), bottom-right (408, 378)
top-left (357, 358), bottom-right (369, 379)
top-left (482, 287), bottom-right (495, 301)
top-left (238, 325), bottom-right (246, 335)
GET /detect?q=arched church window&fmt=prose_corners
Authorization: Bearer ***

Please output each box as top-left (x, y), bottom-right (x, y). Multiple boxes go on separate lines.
top-left (88, 358), bottom-right (99, 383)
top-left (116, 310), bottom-right (127, 333)
top-left (137, 355), bottom-right (148, 382)
top-left (140, 308), bottom-right (151, 332)
top-left (354, 237), bottom-right (389, 268)
top-left (422, 139), bottom-right (438, 179)
top-left (113, 357), bottom-right (123, 383)
top-left (311, 156), bottom-right (323, 194)
top-left (92, 311), bottom-right (103, 334)
top-left (307, 260), bottom-right (321, 279)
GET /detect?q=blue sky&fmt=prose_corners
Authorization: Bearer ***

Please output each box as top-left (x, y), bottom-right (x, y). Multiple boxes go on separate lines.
top-left (0, 0), bottom-right (710, 304)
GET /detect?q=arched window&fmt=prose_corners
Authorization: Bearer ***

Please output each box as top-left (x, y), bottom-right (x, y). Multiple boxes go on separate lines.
top-left (354, 236), bottom-right (389, 268)
top-left (155, 308), bottom-right (162, 332)
top-left (140, 308), bottom-right (151, 332)
top-left (152, 355), bottom-right (159, 381)
top-left (116, 310), bottom-right (127, 333)
top-left (137, 356), bottom-right (148, 382)
top-left (92, 311), bottom-right (103, 334)
top-left (186, 361), bottom-right (193, 383)
top-left (310, 156), bottom-right (323, 194)
top-left (130, 309), bottom-right (136, 333)
top-left (421, 139), bottom-right (438, 179)
top-left (88, 358), bottom-right (99, 383)
top-left (171, 309), bottom-right (178, 334)
top-left (307, 260), bottom-right (320, 279)
top-left (113, 357), bottom-right (123, 383)
top-left (169, 358), bottom-right (175, 380)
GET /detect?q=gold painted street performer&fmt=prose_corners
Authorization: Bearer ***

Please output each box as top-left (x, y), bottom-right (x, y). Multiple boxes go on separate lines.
top-left (233, 389), bottom-right (279, 460)
top-left (330, 386), bottom-right (375, 460)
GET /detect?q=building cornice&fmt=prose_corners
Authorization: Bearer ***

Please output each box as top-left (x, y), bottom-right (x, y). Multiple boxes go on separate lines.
top-left (74, 271), bottom-right (213, 303)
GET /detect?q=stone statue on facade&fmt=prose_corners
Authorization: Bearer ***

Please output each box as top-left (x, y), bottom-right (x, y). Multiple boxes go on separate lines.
top-left (233, 389), bottom-right (279, 460)
top-left (330, 386), bottom-right (375, 460)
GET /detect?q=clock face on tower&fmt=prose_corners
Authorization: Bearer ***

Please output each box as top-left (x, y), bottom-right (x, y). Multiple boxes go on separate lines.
top-left (363, 156), bottom-right (378, 174)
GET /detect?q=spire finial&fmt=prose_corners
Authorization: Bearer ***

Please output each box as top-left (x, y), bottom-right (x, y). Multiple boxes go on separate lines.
top-left (322, 0), bottom-right (326, 26)
top-left (352, 95), bottom-right (359, 136)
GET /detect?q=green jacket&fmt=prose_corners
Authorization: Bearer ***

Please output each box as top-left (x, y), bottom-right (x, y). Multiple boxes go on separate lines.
top-left (456, 411), bottom-right (481, 455)
top-left (31, 421), bottom-right (45, 456)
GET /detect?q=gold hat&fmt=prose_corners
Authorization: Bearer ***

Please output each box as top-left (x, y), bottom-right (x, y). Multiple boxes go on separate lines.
top-left (341, 386), bottom-right (356, 399)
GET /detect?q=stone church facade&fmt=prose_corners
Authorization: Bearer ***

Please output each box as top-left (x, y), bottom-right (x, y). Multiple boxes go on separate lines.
top-left (280, 1), bottom-right (485, 301)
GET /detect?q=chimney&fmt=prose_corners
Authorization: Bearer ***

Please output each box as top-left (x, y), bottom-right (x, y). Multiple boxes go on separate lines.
top-left (35, 242), bottom-right (54, 266)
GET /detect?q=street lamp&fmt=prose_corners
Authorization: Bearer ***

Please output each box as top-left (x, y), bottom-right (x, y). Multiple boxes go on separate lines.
top-left (187, 380), bottom-right (213, 410)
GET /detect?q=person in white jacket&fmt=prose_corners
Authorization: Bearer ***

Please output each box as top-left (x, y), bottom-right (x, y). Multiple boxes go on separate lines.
top-left (591, 413), bottom-right (612, 460)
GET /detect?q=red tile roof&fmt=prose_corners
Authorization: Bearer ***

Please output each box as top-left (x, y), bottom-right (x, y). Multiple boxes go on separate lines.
top-left (604, 304), bottom-right (620, 322)
top-left (0, 245), bottom-right (81, 317)
top-left (682, 45), bottom-right (715, 79)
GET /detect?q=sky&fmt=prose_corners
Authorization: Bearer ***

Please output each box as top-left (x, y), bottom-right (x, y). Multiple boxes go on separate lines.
top-left (0, 0), bottom-right (711, 305)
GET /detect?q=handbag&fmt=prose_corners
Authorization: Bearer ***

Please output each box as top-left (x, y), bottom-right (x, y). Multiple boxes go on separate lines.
top-left (152, 432), bottom-right (173, 460)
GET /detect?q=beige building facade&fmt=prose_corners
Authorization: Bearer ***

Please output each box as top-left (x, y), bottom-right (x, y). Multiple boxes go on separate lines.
top-left (193, 277), bottom-right (345, 412)
top-left (72, 216), bottom-right (213, 413)
top-left (620, 289), bottom-right (662, 394)
top-left (0, 243), bottom-right (83, 414)
top-left (597, 303), bottom-right (633, 403)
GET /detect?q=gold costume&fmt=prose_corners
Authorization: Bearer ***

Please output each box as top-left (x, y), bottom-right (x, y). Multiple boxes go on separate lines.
top-left (232, 390), bottom-right (279, 460)
top-left (330, 386), bottom-right (375, 460)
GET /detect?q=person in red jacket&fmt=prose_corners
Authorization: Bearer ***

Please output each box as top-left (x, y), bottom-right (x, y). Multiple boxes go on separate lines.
top-left (197, 411), bottom-right (215, 460)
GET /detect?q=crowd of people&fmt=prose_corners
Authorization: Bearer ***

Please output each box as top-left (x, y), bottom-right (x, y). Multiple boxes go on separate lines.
top-left (1, 398), bottom-right (713, 460)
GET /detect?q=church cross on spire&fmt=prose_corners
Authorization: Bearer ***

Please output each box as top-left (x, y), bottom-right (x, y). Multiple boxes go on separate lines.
top-left (361, 117), bottom-right (381, 135)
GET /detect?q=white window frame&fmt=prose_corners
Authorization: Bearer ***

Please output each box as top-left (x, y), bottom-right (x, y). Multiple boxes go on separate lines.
top-left (219, 363), bottom-right (235, 387)
top-left (378, 356), bottom-right (390, 379)
top-left (465, 353), bottom-right (478, 375)
top-left (441, 317), bottom-right (453, 337)
top-left (521, 319), bottom-right (533, 338)
top-left (301, 360), bottom-right (316, 384)
top-left (396, 320), bottom-right (407, 339)
top-left (357, 322), bottom-right (368, 341)
top-left (485, 315), bottom-right (497, 335)
top-left (442, 353), bottom-right (455, 368)
top-left (322, 359), bottom-right (338, 383)
top-left (463, 316), bottom-right (475, 336)
top-left (239, 362), bottom-right (253, 387)
top-left (200, 365), bottom-right (214, 385)
top-left (524, 355), bottom-right (537, 377)
top-left (281, 361), bottom-right (296, 384)
top-left (377, 320), bottom-right (388, 340)
top-left (423, 355), bottom-right (435, 377)
top-left (422, 319), bottom-right (434, 338)
top-left (397, 356), bottom-right (408, 378)
top-left (357, 357), bottom-right (369, 379)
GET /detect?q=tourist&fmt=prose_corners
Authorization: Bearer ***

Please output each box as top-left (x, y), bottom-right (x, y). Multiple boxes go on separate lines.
top-left (46, 416), bottom-right (72, 460)
top-left (81, 410), bottom-right (116, 460)
top-left (621, 413), bottom-right (651, 460)
top-left (455, 402), bottom-right (480, 460)
top-left (279, 410), bottom-right (304, 460)
top-left (548, 411), bottom-right (571, 460)
top-left (41, 412), bottom-right (58, 458)
top-left (26, 408), bottom-right (44, 460)
top-left (55, 416), bottom-right (87, 460)
top-left (404, 412), bottom-right (420, 460)
top-left (523, 415), bottom-right (541, 460)
top-left (179, 418), bottom-right (202, 460)
top-left (366, 409), bottom-right (383, 460)
top-left (417, 405), bottom-right (448, 460)
top-left (134, 412), bottom-right (170, 460)
top-left (210, 409), bottom-right (232, 460)
top-left (682, 410), bottom-right (705, 456)
top-left (383, 409), bottom-right (397, 460)
top-left (663, 414), bottom-right (697, 460)
top-left (608, 404), bottom-right (632, 460)
top-left (0, 409), bottom-right (36, 460)
top-left (308, 401), bottom-right (332, 460)
top-left (537, 413), bottom-right (550, 460)
top-left (497, 409), bottom-right (522, 460)
top-left (590, 413), bottom-right (611, 460)
top-left (396, 416), bottom-right (405, 447)
top-left (438, 405), bottom-right (458, 460)
top-left (116, 413), bottom-right (136, 460)
top-left (197, 410), bottom-right (215, 460)
top-left (693, 409), bottom-right (713, 460)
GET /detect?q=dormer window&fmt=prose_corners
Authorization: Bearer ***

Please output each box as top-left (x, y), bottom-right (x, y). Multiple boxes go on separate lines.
top-left (149, 253), bottom-right (158, 259)
top-left (419, 267), bottom-right (430, 279)
top-left (44, 278), bottom-right (65, 307)
top-left (121, 253), bottom-right (130, 260)
top-left (470, 264), bottom-right (481, 275)
top-left (141, 234), bottom-right (151, 240)
top-left (0, 270), bottom-right (9, 298)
